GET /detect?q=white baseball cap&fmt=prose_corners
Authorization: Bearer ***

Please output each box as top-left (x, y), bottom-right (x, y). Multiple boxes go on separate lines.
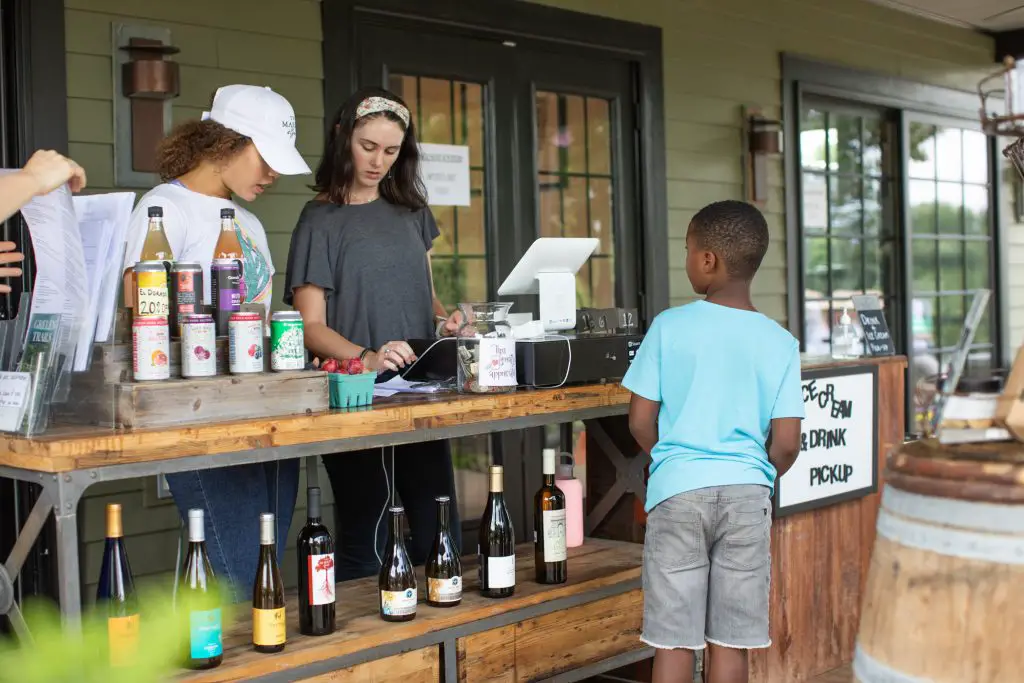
top-left (202, 84), bottom-right (311, 176)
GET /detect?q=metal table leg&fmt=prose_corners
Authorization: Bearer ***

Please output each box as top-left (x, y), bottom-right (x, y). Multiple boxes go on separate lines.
top-left (54, 473), bottom-right (87, 629)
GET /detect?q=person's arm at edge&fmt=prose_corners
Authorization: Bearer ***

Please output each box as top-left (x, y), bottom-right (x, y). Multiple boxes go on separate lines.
top-left (767, 417), bottom-right (801, 478)
top-left (629, 394), bottom-right (660, 455)
top-left (0, 150), bottom-right (87, 223)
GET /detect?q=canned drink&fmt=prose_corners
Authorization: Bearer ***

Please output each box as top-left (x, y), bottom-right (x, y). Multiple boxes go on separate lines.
top-left (132, 316), bottom-right (170, 381)
top-left (170, 262), bottom-right (204, 337)
top-left (210, 258), bottom-right (242, 336)
top-left (134, 261), bottom-right (169, 318)
top-left (229, 311), bottom-right (264, 374)
top-left (181, 314), bottom-right (217, 378)
top-left (271, 311), bottom-right (305, 371)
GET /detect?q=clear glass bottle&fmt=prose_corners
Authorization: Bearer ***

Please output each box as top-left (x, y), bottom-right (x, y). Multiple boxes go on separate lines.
top-left (456, 302), bottom-right (516, 394)
top-left (832, 307), bottom-right (861, 359)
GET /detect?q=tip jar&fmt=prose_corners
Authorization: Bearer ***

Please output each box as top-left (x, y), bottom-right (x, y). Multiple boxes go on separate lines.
top-left (455, 302), bottom-right (517, 394)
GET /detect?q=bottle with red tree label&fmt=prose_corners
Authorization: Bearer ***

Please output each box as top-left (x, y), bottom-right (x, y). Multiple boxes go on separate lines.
top-left (297, 487), bottom-right (336, 636)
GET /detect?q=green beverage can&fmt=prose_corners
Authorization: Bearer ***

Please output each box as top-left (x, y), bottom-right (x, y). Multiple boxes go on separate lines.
top-left (271, 311), bottom-right (305, 371)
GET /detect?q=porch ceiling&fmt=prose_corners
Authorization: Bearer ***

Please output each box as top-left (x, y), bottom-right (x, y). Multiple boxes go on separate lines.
top-left (866, 0), bottom-right (1024, 31)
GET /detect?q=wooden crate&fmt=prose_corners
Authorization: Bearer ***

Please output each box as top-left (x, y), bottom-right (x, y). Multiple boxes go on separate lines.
top-left (57, 340), bottom-right (326, 429)
top-left (297, 647), bottom-right (441, 682)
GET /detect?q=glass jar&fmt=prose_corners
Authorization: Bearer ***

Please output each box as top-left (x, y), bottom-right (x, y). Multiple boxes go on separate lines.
top-left (456, 302), bottom-right (516, 394)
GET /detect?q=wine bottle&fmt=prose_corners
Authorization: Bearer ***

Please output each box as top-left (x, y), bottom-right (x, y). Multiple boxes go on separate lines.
top-left (212, 208), bottom-right (246, 300)
top-left (379, 506), bottom-right (417, 622)
top-left (179, 509), bottom-right (223, 670)
top-left (252, 512), bottom-right (286, 653)
top-left (426, 495), bottom-right (462, 608)
top-left (534, 448), bottom-right (568, 584)
top-left (297, 487), bottom-right (336, 636)
top-left (478, 465), bottom-right (516, 598)
top-left (96, 503), bottom-right (139, 668)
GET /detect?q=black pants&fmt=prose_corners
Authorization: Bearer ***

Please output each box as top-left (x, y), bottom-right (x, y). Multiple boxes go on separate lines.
top-left (323, 439), bottom-right (462, 581)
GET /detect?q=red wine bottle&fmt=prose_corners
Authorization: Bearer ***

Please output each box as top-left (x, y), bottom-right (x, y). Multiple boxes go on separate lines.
top-left (298, 487), bottom-right (336, 636)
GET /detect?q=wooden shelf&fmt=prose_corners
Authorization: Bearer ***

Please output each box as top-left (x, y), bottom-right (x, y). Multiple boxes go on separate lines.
top-left (177, 538), bottom-right (643, 682)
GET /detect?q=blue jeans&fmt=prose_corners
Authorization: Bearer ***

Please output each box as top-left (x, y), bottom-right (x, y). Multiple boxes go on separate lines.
top-left (166, 460), bottom-right (300, 603)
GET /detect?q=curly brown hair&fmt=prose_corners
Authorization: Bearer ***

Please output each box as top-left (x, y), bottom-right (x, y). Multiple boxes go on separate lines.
top-left (157, 120), bottom-right (251, 181)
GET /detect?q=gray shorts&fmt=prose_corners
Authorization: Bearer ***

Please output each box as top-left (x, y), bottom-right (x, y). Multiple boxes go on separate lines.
top-left (641, 485), bottom-right (772, 650)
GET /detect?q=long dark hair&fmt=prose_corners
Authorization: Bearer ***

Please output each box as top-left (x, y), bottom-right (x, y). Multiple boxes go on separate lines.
top-left (313, 87), bottom-right (427, 210)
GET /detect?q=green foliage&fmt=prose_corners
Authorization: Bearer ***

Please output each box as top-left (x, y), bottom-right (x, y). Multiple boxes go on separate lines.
top-left (0, 589), bottom-right (236, 683)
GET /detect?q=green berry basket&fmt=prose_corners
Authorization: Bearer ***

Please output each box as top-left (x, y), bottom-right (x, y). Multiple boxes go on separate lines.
top-left (328, 371), bottom-right (377, 409)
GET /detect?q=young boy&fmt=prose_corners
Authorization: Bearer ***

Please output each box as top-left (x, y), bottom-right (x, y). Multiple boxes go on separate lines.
top-left (623, 200), bottom-right (803, 683)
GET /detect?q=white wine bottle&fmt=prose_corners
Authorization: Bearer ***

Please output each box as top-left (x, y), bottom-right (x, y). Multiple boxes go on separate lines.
top-left (478, 465), bottom-right (515, 598)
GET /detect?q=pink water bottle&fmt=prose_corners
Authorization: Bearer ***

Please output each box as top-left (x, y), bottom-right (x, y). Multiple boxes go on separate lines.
top-left (556, 452), bottom-right (584, 548)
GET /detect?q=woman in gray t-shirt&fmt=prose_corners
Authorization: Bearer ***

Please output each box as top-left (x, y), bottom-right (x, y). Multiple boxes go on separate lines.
top-left (284, 88), bottom-right (462, 580)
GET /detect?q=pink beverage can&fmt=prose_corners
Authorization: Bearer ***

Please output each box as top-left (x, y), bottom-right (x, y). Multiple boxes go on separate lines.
top-left (228, 311), bottom-right (264, 374)
top-left (181, 314), bottom-right (217, 378)
top-left (132, 316), bottom-right (170, 381)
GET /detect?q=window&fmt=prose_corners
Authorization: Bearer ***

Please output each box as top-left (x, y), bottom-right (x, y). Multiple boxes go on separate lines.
top-left (907, 121), bottom-right (994, 425)
top-left (799, 101), bottom-right (896, 357)
top-left (536, 91), bottom-right (616, 308)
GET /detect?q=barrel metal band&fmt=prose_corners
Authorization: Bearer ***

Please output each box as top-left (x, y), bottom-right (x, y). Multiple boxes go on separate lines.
top-left (877, 499), bottom-right (1024, 565)
top-left (853, 646), bottom-right (930, 683)
top-left (883, 486), bottom-right (1024, 534)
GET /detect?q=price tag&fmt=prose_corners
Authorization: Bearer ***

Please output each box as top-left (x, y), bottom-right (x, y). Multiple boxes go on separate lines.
top-left (851, 295), bottom-right (895, 357)
top-left (479, 338), bottom-right (517, 387)
top-left (0, 371), bottom-right (31, 432)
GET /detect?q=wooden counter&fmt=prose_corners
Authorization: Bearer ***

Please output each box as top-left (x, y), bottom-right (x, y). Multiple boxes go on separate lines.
top-left (178, 539), bottom-right (644, 683)
top-left (0, 383), bottom-right (628, 473)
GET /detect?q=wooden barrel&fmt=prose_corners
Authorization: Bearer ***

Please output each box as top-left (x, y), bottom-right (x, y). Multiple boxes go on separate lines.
top-left (854, 439), bottom-right (1024, 682)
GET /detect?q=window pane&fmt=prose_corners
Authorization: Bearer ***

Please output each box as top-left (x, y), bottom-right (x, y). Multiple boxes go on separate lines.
top-left (418, 77), bottom-right (454, 144)
top-left (936, 182), bottom-right (963, 234)
top-left (974, 301), bottom-right (992, 345)
top-left (964, 185), bottom-right (989, 235)
top-left (962, 130), bottom-right (989, 184)
top-left (909, 180), bottom-right (937, 234)
top-left (431, 206), bottom-right (456, 255)
top-left (863, 238), bottom-right (882, 294)
top-left (457, 170), bottom-right (486, 254)
top-left (801, 108), bottom-right (827, 170)
top-left (590, 256), bottom-right (614, 309)
top-left (939, 295), bottom-right (965, 348)
top-left (461, 82), bottom-right (485, 168)
top-left (831, 113), bottom-right (862, 175)
top-left (590, 178), bottom-right (614, 257)
top-left (863, 179), bottom-right (882, 236)
top-left (935, 128), bottom-right (963, 182)
top-left (802, 173), bottom-right (828, 234)
top-left (912, 238), bottom-right (937, 292)
top-left (830, 238), bottom-right (863, 292)
top-left (965, 240), bottom-right (989, 291)
top-left (565, 95), bottom-right (587, 174)
top-left (829, 175), bottom-right (862, 235)
top-left (538, 174), bottom-right (563, 237)
top-left (804, 237), bottom-right (829, 296)
top-left (912, 296), bottom-right (938, 352)
top-left (536, 92), bottom-right (561, 174)
top-left (587, 98), bottom-right (612, 175)
top-left (863, 117), bottom-right (883, 176)
top-left (464, 258), bottom-right (488, 303)
top-left (575, 262), bottom-right (592, 308)
top-left (909, 122), bottom-right (937, 179)
top-left (563, 176), bottom-right (588, 239)
top-left (804, 299), bottom-right (831, 355)
top-left (938, 240), bottom-right (963, 293)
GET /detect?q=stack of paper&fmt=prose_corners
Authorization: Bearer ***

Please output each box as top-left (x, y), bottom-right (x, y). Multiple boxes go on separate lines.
top-left (373, 376), bottom-right (446, 398)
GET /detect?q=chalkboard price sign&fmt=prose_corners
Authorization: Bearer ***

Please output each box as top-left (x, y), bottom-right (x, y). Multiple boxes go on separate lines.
top-left (851, 294), bottom-right (895, 357)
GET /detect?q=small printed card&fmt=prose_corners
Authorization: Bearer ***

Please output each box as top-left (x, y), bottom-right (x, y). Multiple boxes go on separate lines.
top-left (479, 338), bottom-right (517, 387)
top-left (0, 372), bottom-right (31, 432)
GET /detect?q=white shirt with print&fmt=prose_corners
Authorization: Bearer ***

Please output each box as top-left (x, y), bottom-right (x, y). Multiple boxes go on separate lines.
top-left (122, 183), bottom-right (275, 316)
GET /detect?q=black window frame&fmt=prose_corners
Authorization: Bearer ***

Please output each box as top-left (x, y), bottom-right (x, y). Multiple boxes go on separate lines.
top-left (782, 55), bottom-right (1005, 432)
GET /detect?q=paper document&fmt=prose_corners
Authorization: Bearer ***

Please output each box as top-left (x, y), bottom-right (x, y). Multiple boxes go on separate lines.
top-left (373, 376), bottom-right (446, 398)
top-left (72, 192), bottom-right (136, 368)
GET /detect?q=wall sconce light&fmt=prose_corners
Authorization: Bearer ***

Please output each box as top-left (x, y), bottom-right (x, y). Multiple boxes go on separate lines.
top-left (113, 25), bottom-right (181, 187)
top-left (742, 107), bottom-right (783, 206)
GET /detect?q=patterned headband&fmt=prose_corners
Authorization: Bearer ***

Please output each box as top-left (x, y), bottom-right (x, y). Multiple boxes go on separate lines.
top-left (355, 96), bottom-right (410, 126)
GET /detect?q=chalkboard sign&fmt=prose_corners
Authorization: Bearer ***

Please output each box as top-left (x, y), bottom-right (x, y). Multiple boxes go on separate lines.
top-left (775, 365), bottom-right (879, 517)
top-left (851, 294), bottom-right (895, 357)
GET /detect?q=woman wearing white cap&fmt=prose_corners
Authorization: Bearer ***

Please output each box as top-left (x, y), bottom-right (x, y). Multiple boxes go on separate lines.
top-left (122, 84), bottom-right (311, 599)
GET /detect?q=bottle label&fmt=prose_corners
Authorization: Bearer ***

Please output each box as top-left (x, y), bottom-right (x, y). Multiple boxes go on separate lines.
top-left (542, 509), bottom-right (568, 562)
top-left (137, 271), bottom-right (169, 317)
top-left (307, 553), bottom-right (336, 606)
top-left (107, 614), bottom-right (140, 667)
top-left (253, 607), bottom-right (287, 646)
top-left (486, 555), bottom-right (516, 589)
top-left (428, 576), bottom-right (462, 603)
top-left (189, 608), bottom-right (223, 659)
top-left (381, 588), bottom-right (417, 616)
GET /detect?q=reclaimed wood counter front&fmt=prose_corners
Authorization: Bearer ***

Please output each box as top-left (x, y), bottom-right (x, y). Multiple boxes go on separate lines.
top-left (0, 383), bottom-right (629, 473)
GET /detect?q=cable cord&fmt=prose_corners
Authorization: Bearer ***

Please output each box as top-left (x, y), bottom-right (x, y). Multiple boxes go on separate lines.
top-left (527, 334), bottom-right (573, 390)
top-left (373, 445), bottom-right (396, 567)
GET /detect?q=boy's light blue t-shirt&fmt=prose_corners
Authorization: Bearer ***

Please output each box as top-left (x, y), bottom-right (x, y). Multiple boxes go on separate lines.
top-left (622, 300), bottom-right (804, 512)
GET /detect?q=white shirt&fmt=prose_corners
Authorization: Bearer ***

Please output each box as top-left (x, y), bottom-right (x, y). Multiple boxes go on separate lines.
top-left (122, 183), bottom-right (275, 315)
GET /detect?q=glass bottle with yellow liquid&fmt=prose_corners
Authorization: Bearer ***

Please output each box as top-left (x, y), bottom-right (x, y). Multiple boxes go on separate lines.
top-left (213, 208), bottom-right (246, 303)
top-left (123, 206), bottom-right (174, 309)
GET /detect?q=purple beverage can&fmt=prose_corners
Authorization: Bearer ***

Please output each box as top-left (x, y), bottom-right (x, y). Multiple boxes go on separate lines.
top-left (210, 258), bottom-right (242, 337)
